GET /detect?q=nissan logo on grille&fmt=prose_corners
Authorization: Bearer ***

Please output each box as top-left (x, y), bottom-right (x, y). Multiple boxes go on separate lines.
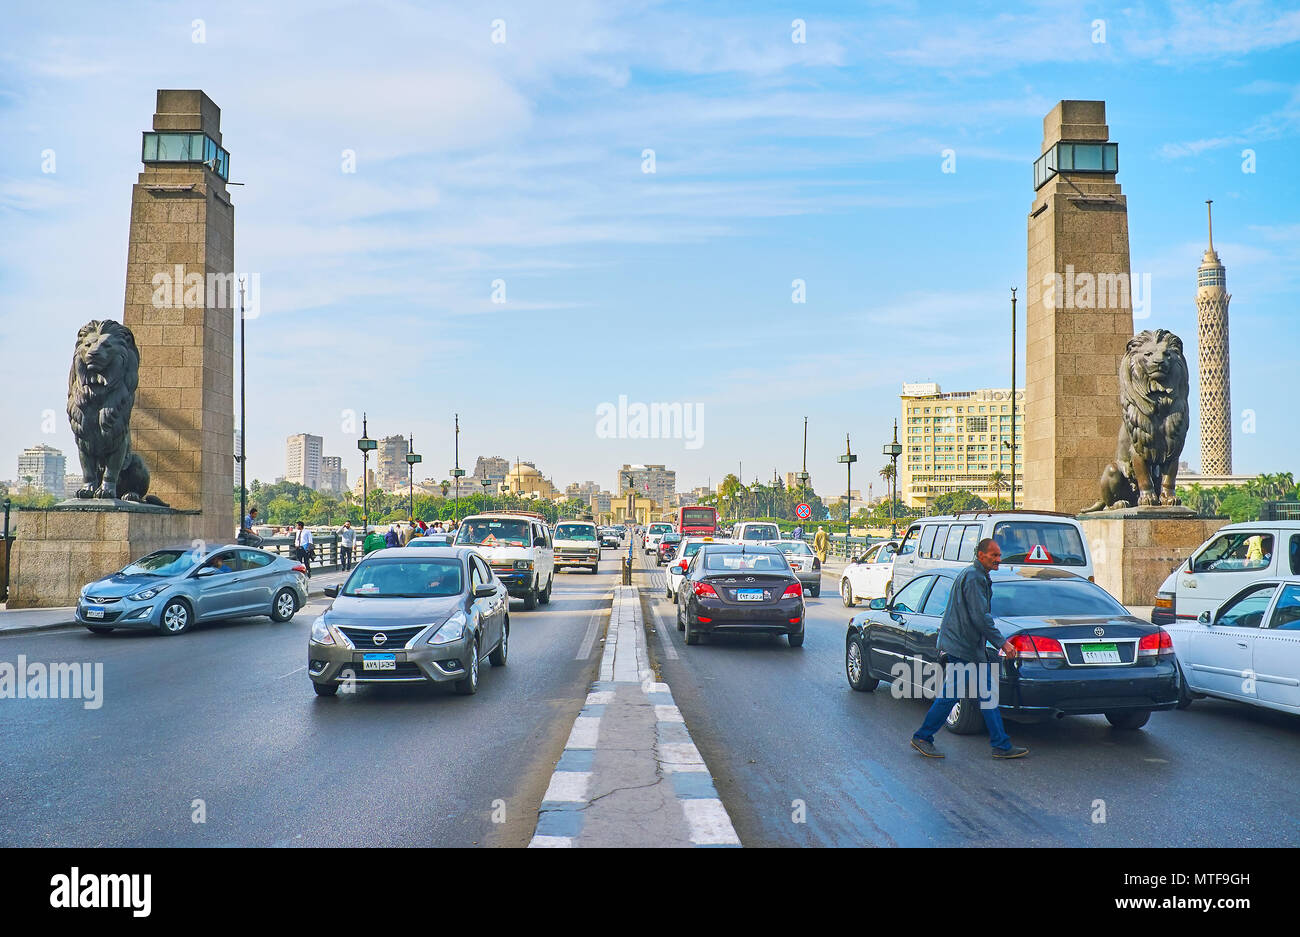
top-left (373, 632), bottom-right (387, 646)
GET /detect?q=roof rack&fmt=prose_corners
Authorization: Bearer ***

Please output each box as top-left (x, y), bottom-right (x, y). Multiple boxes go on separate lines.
top-left (948, 508), bottom-right (1081, 520)
top-left (473, 510), bottom-right (548, 521)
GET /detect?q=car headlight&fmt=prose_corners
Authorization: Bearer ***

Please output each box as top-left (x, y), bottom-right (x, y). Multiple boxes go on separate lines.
top-left (310, 616), bottom-right (335, 646)
top-left (128, 586), bottom-right (165, 601)
top-left (428, 611), bottom-right (468, 645)
top-left (514, 560), bottom-right (533, 570)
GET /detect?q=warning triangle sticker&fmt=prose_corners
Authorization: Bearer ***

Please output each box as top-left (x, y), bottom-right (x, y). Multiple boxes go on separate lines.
top-left (1025, 544), bottom-right (1052, 563)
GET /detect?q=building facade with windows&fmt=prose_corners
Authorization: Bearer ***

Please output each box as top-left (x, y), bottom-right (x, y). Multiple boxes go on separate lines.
top-left (17, 444), bottom-right (67, 497)
top-left (376, 435), bottom-right (408, 490)
top-left (319, 456), bottom-right (347, 494)
top-left (285, 433), bottom-right (323, 490)
top-left (899, 383), bottom-right (1025, 509)
top-left (618, 464), bottom-right (676, 508)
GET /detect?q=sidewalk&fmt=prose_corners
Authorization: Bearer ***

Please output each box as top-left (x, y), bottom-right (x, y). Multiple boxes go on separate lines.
top-left (0, 569), bottom-right (349, 637)
top-left (528, 584), bottom-right (740, 848)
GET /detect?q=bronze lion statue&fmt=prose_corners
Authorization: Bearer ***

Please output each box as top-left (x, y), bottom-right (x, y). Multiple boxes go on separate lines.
top-left (66, 319), bottom-right (166, 505)
top-left (1083, 328), bottom-right (1190, 513)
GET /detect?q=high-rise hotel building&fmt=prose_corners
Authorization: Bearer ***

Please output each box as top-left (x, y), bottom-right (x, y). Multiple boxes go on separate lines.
top-left (1196, 200), bottom-right (1232, 475)
top-left (899, 383), bottom-right (1025, 509)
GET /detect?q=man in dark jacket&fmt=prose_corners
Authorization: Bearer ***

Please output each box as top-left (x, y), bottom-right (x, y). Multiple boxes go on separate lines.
top-left (911, 538), bottom-right (1029, 760)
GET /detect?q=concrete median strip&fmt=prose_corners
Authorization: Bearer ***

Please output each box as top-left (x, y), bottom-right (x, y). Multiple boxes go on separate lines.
top-left (528, 584), bottom-right (740, 848)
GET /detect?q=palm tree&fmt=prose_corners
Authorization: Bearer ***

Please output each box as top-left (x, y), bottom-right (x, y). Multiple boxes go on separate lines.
top-left (987, 470), bottom-right (1007, 504)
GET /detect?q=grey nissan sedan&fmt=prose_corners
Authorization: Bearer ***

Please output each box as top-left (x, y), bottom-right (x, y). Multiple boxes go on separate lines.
top-left (77, 545), bottom-right (308, 635)
top-left (308, 546), bottom-right (509, 697)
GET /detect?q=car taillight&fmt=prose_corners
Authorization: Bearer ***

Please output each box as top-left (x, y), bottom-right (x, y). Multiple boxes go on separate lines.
top-left (292, 564), bottom-right (307, 573)
top-left (693, 582), bottom-right (717, 597)
top-left (782, 583), bottom-right (803, 598)
top-left (813, 557), bottom-right (820, 571)
top-left (1138, 629), bottom-right (1175, 657)
top-left (1005, 633), bottom-right (1064, 660)
top-left (1154, 595), bottom-right (1173, 609)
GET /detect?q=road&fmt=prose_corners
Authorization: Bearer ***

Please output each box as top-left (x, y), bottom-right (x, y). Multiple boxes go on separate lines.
top-left (0, 548), bottom-right (622, 847)
top-left (640, 552), bottom-right (1300, 847)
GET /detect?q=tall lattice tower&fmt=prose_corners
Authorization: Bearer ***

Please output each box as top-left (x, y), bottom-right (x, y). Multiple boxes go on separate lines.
top-left (1196, 200), bottom-right (1232, 474)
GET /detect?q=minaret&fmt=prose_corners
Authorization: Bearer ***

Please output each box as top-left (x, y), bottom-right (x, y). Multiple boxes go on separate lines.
top-left (1196, 200), bottom-right (1232, 475)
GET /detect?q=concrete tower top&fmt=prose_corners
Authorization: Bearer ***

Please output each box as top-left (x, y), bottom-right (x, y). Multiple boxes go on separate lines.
top-left (1041, 100), bottom-right (1109, 152)
top-left (152, 89), bottom-right (223, 144)
top-left (1200, 199), bottom-right (1223, 268)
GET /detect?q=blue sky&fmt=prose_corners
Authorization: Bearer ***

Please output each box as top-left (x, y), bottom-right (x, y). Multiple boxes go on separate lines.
top-left (2, 0), bottom-right (1298, 498)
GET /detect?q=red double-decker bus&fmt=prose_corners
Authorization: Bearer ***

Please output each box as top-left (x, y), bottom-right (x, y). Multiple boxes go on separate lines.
top-left (677, 505), bottom-right (718, 538)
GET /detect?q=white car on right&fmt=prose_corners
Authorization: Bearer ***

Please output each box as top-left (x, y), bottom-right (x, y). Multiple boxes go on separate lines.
top-left (1152, 520), bottom-right (1300, 625)
top-left (839, 540), bottom-right (899, 607)
top-left (1165, 575), bottom-right (1300, 715)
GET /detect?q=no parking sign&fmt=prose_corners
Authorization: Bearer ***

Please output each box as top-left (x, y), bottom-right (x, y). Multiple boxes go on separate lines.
top-left (795, 503), bottom-right (811, 520)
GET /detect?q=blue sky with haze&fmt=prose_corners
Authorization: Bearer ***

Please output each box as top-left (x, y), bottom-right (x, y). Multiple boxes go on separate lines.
top-left (2, 1), bottom-right (1298, 497)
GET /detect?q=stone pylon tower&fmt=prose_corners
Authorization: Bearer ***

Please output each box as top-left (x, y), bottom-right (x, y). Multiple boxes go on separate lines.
top-left (1196, 200), bottom-right (1232, 475)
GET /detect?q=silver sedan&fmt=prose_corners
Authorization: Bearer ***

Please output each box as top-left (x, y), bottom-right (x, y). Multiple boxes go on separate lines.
top-left (76, 545), bottom-right (309, 635)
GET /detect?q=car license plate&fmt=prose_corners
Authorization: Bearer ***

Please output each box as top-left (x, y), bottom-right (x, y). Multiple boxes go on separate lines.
top-left (362, 654), bottom-right (396, 671)
top-left (735, 589), bottom-right (765, 602)
top-left (1081, 643), bottom-right (1120, 664)
top-left (85, 607), bottom-right (105, 619)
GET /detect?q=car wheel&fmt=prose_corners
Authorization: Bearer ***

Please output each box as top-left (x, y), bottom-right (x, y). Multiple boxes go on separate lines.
top-left (455, 641), bottom-right (480, 695)
top-left (841, 579), bottom-right (856, 608)
top-left (1105, 709), bottom-right (1151, 730)
top-left (1175, 661), bottom-right (1194, 710)
top-left (523, 581), bottom-right (538, 610)
top-left (159, 598), bottom-right (192, 635)
top-left (810, 583), bottom-right (821, 598)
top-left (591, 564), bottom-right (599, 575)
top-left (944, 699), bottom-right (985, 735)
top-left (683, 612), bottom-right (700, 645)
top-left (312, 682), bottom-right (338, 697)
top-left (846, 636), bottom-right (878, 691)
top-left (538, 576), bottom-right (552, 605)
top-left (676, 604), bottom-right (685, 631)
top-left (85, 625), bottom-right (114, 635)
top-left (270, 588), bottom-right (297, 622)
top-left (788, 631), bottom-right (805, 648)
top-left (489, 624), bottom-right (508, 667)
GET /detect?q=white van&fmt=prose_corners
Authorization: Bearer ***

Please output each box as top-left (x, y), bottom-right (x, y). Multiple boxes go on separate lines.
top-left (1153, 521), bottom-right (1300, 624)
top-left (643, 522), bottom-right (675, 555)
top-left (891, 511), bottom-right (1093, 599)
top-left (733, 521), bottom-right (781, 544)
top-left (553, 519), bottom-right (601, 574)
top-left (454, 512), bottom-right (555, 609)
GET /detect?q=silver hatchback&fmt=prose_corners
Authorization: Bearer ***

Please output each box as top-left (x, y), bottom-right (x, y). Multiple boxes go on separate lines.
top-left (76, 545), bottom-right (309, 635)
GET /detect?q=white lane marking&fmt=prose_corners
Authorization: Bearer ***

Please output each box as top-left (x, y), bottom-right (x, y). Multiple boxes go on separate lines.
top-left (542, 771), bottom-right (591, 803)
top-left (278, 665), bottom-right (307, 679)
top-left (527, 835), bottom-right (573, 848)
top-left (565, 716), bottom-right (601, 750)
top-left (681, 799), bottom-right (741, 846)
top-left (650, 602), bottom-right (679, 661)
top-left (575, 597), bottom-right (611, 660)
top-left (655, 704), bottom-right (683, 723)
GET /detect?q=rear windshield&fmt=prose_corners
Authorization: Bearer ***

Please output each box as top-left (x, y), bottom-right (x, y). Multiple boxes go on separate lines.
top-left (123, 550), bottom-right (201, 577)
top-left (991, 579), bottom-right (1125, 618)
top-left (344, 558), bottom-right (464, 597)
top-left (992, 522), bottom-right (1087, 567)
top-left (648, 524), bottom-right (674, 535)
top-left (555, 524), bottom-right (597, 541)
top-left (704, 551), bottom-right (788, 572)
top-left (457, 519), bottom-right (531, 547)
top-left (740, 524), bottom-right (779, 541)
top-left (777, 541), bottom-right (814, 555)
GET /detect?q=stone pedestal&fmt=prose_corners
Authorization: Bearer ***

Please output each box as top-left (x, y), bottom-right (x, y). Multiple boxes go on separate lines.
top-left (7, 501), bottom-right (202, 608)
top-left (1080, 509), bottom-right (1228, 607)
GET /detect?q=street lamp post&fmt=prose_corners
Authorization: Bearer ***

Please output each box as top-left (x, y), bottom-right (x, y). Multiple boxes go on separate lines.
top-left (838, 434), bottom-right (857, 556)
top-left (481, 476), bottom-right (491, 511)
top-left (882, 420), bottom-right (904, 538)
top-left (405, 435), bottom-right (422, 521)
top-left (450, 413), bottom-right (465, 523)
top-left (357, 414), bottom-right (377, 536)
top-left (797, 416), bottom-right (810, 490)
top-left (236, 278), bottom-right (248, 536)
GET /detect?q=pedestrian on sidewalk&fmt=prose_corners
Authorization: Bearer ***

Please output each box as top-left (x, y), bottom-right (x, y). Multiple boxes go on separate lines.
top-left (910, 538), bottom-right (1028, 760)
top-left (293, 521), bottom-right (315, 578)
top-left (338, 521), bottom-right (356, 571)
top-left (813, 526), bottom-right (829, 563)
top-left (363, 528), bottom-right (385, 554)
top-left (238, 507), bottom-right (263, 547)
top-left (401, 521), bottom-right (416, 546)
top-left (792, 524), bottom-right (804, 541)
top-left (385, 524), bottom-right (400, 548)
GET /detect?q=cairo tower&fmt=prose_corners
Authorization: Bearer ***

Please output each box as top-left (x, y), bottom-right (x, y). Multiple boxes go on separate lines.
top-left (1196, 200), bottom-right (1232, 474)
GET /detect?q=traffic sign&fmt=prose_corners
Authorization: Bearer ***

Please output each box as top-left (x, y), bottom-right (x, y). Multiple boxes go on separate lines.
top-left (1025, 544), bottom-right (1053, 563)
top-left (795, 503), bottom-right (811, 520)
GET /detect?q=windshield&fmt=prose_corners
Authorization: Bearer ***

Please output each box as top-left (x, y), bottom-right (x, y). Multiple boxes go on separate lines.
top-left (457, 519), bottom-right (531, 547)
top-left (681, 508), bottom-right (715, 527)
top-left (343, 558), bottom-right (464, 597)
top-left (992, 522), bottom-right (1087, 567)
top-left (122, 550), bottom-right (201, 577)
top-left (681, 542), bottom-right (705, 558)
top-left (740, 524), bottom-right (779, 541)
top-left (555, 524), bottom-right (597, 541)
top-left (991, 579), bottom-right (1126, 618)
top-left (704, 551), bottom-right (787, 572)
top-left (777, 541), bottom-right (814, 555)
top-left (648, 524), bottom-right (673, 535)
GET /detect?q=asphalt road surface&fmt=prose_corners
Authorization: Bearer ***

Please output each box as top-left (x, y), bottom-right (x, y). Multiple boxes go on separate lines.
top-left (0, 548), bottom-right (622, 847)
top-left (642, 552), bottom-right (1300, 847)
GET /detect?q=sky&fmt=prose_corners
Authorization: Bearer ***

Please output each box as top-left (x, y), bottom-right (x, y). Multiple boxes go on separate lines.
top-left (2, 0), bottom-right (1299, 500)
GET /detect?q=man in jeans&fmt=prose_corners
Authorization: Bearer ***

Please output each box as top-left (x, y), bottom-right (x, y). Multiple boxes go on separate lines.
top-left (338, 521), bottom-right (356, 571)
top-left (293, 521), bottom-right (314, 579)
top-left (911, 538), bottom-right (1029, 760)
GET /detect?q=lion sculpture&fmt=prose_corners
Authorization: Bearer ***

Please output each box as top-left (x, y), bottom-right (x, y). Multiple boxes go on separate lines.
top-left (66, 319), bottom-right (166, 505)
top-left (1083, 328), bottom-right (1190, 513)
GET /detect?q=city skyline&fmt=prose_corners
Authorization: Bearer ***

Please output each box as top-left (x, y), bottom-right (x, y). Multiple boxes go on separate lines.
top-left (3, 2), bottom-right (1299, 495)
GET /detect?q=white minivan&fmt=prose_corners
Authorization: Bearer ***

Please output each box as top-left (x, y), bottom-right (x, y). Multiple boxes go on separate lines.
top-left (1153, 521), bottom-right (1300, 625)
top-left (890, 511), bottom-right (1093, 599)
top-left (733, 521), bottom-right (781, 543)
top-left (454, 512), bottom-right (555, 609)
top-left (643, 522), bottom-right (675, 555)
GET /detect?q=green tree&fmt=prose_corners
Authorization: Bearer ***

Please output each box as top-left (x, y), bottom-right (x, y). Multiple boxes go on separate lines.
top-left (1218, 490), bottom-right (1263, 523)
top-left (931, 489), bottom-right (988, 515)
top-left (987, 470), bottom-right (1007, 504)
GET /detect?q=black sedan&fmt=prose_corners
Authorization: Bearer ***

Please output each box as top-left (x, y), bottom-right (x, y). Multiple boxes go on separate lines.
top-left (844, 566), bottom-right (1179, 731)
top-left (657, 532), bottom-right (682, 566)
top-left (675, 544), bottom-right (805, 647)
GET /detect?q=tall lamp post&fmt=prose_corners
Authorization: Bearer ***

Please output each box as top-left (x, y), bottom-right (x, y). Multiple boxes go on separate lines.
top-left (449, 413), bottom-right (465, 523)
top-left (882, 420), bottom-right (903, 538)
top-left (481, 476), bottom-right (491, 511)
top-left (797, 416), bottom-right (810, 490)
top-left (406, 436), bottom-right (421, 521)
top-left (357, 414), bottom-right (377, 535)
top-left (1009, 286), bottom-right (1018, 510)
top-left (838, 434), bottom-right (857, 555)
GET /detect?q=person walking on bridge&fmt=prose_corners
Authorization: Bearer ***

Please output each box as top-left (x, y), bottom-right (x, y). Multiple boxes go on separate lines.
top-left (812, 526), bottom-right (830, 564)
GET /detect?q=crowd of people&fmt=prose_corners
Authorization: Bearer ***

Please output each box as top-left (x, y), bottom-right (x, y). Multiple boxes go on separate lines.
top-left (237, 508), bottom-right (461, 576)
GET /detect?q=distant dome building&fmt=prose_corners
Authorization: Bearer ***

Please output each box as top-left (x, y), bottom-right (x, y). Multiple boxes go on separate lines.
top-left (501, 462), bottom-right (558, 499)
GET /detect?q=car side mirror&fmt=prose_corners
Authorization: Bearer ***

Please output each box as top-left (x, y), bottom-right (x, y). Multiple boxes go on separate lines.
top-left (473, 584), bottom-right (495, 598)
top-left (196, 566), bottom-right (217, 577)
top-left (868, 597), bottom-right (888, 610)
top-left (1186, 557), bottom-right (1194, 573)
top-left (324, 585), bottom-right (340, 598)
top-left (1198, 610), bottom-right (1212, 625)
